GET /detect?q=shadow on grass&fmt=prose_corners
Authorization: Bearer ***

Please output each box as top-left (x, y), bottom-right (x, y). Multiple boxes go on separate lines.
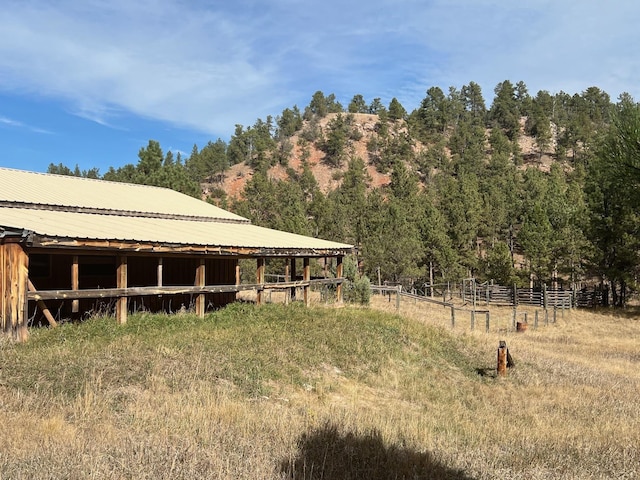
top-left (475, 367), bottom-right (497, 378)
top-left (281, 422), bottom-right (475, 480)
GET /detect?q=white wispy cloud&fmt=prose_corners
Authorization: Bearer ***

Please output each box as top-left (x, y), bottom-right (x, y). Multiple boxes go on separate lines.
top-left (0, 0), bottom-right (638, 141)
top-left (0, 115), bottom-right (52, 134)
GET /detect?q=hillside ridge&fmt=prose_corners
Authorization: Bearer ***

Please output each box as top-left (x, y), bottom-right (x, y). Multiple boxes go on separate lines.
top-left (210, 112), bottom-right (557, 200)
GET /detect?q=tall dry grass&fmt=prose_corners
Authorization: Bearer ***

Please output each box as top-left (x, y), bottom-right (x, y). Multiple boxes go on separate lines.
top-left (0, 300), bottom-right (638, 479)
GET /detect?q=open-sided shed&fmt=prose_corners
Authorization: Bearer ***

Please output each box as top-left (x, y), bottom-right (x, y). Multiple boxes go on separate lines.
top-left (0, 168), bottom-right (353, 340)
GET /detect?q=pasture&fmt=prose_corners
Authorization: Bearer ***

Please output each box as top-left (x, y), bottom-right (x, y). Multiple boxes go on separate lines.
top-left (0, 300), bottom-right (638, 479)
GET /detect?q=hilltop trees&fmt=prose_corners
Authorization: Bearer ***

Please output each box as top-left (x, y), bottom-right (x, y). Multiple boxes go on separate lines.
top-left (44, 80), bottom-right (640, 305)
top-left (103, 140), bottom-right (200, 197)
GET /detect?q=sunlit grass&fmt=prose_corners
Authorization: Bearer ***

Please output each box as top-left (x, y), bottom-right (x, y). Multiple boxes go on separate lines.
top-left (1, 300), bottom-right (638, 479)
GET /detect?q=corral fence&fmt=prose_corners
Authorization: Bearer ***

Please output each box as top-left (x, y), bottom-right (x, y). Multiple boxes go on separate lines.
top-left (396, 280), bottom-right (606, 309)
top-left (371, 280), bottom-right (593, 333)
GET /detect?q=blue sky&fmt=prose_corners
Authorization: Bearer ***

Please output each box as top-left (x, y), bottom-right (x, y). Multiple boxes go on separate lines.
top-left (1, 0), bottom-right (639, 174)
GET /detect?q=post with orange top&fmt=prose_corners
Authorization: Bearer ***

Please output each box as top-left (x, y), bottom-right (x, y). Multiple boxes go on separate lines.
top-left (497, 340), bottom-right (508, 376)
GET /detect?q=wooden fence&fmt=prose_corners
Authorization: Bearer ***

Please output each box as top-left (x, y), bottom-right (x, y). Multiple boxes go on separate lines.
top-left (371, 284), bottom-right (569, 333)
top-left (402, 281), bottom-right (605, 309)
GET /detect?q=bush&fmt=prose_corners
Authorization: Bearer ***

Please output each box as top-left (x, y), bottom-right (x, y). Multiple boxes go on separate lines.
top-left (344, 274), bottom-right (371, 305)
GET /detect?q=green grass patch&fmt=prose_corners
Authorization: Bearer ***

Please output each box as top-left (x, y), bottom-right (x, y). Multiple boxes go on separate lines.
top-left (2, 303), bottom-right (479, 399)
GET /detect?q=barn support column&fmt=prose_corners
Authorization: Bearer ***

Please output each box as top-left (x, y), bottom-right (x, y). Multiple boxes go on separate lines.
top-left (0, 243), bottom-right (29, 342)
top-left (284, 261), bottom-right (290, 305)
top-left (290, 258), bottom-right (297, 301)
top-left (71, 255), bottom-right (79, 314)
top-left (157, 257), bottom-right (163, 286)
top-left (195, 258), bottom-right (206, 318)
top-left (303, 257), bottom-right (310, 307)
top-left (336, 255), bottom-right (344, 304)
top-left (256, 258), bottom-right (265, 305)
top-left (116, 255), bottom-right (128, 324)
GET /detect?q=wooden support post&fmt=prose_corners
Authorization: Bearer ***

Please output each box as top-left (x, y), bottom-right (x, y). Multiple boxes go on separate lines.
top-left (535, 310), bottom-right (539, 329)
top-left (290, 258), bottom-right (297, 301)
top-left (116, 255), bottom-right (128, 324)
top-left (497, 341), bottom-right (508, 376)
top-left (28, 280), bottom-right (57, 327)
top-left (157, 257), bottom-right (163, 287)
top-left (396, 285), bottom-right (401, 312)
top-left (71, 255), bottom-right (79, 314)
top-left (256, 258), bottom-right (265, 305)
top-left (485, 311), bottom-right (490, 333)
top-left (284, 262), bottom-right (290, 305)
top-left (1, 243), bottom-right (29, 341)
top-left (451, 306), bottom-right (456, 328)
top-left (303, 257), bottom-right (310, 307)
top-left (336, 256), bottom-right (344, 304)
top-left (195, 258), bottom-right (206, 318)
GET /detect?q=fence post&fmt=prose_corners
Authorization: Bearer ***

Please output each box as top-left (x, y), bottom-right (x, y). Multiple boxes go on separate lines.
top-left (512, 307), bottom-right (517, 330)
top-left (471, 310), bottom-right (475, 330)
top-left (553, 306), bottom-right (557, 323)
top-left (450, 306), bottom-right (455, 328)
top-left (543, 284), bottom-right (548, 310)
top-left (534, 310), bottom-right (539, 329)
top-left (396, 285), bottom-right (401, 312)
top-left (485, 311), bottom-right (490, 333)
top-left (497, 341), bottom-right (508, 376)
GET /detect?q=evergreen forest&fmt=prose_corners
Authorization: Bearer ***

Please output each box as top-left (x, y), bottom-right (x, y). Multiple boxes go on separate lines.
top-left (47, 80), bottom-right (640, 306)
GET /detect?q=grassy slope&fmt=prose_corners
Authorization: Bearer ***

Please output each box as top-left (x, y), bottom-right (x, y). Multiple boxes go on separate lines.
top-left (0, 302), bottom-right (638, 479)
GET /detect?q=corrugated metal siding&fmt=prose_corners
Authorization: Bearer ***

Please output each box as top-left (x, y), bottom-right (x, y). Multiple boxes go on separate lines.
top-left (0, 167), bottom-right (247, 222)
top-left (0, 207), bottom-right (351, 251)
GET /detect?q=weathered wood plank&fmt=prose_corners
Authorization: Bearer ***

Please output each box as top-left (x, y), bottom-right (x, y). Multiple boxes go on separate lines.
top-left (303, 257), bottom-right (310, 307)
top-left (0, 243), bottom-right (29, 341)
top-left (71, 255), bottom-right (79, 313)
top-left (26, 280), bottom-right (343, 301)
top-left (116, 255), bottom-right (127, 324)
top-left (195, 258), bottom-right (206, 318)
top-left (27, 280), bottom-right (58, 327)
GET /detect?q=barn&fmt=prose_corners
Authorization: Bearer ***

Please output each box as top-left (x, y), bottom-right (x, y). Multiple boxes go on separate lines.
top-left (0, 168), bottom-right (353, 341)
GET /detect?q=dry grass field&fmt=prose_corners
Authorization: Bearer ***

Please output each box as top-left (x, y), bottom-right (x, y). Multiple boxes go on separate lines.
top-left (0, 298), bottom-right (638, 479)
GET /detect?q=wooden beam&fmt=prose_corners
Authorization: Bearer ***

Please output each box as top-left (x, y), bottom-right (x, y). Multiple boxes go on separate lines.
top-left (31, 237), bottom-right (353, 258)
top-left (256, 258), bottom-right (265, 305)
top-left (290, 258), bottom-right (297, 301)
top-left (0, 243), bottom-right (29, 341)
top-left (27, 283), bottom-right (263, 301)
top-left (195, 258), bottom-right (206, 318)
top-left (71, 255), bottom-right (79, 314)
top-left (284, 261), bottom-right (290, 305)
top-left (26, 279), bottom-right (344, 302)
top-left (303, 257), bottom-right (310, 307)
top-left (116, 255), bottom-right (127, 324)
top-left (336, 255), bottom-right (344, 303)
top-left (27, 280), bottom-right (58, 327)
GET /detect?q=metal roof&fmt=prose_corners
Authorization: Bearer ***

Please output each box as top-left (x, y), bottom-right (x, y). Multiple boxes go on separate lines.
top-left (0, 168), bottom-right (353, 254)
top-left (0, 167), bottom-right (247, 222)
top-left (0, 207), bottom-right (351, 253)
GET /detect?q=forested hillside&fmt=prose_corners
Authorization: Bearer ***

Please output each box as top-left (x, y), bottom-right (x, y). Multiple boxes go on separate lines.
top-left (47, 80), bottom-right (640, 306)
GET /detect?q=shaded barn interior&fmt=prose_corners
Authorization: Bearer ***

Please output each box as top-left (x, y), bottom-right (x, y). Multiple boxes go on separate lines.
top-left (27, 253), bottom-right (237, 323)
